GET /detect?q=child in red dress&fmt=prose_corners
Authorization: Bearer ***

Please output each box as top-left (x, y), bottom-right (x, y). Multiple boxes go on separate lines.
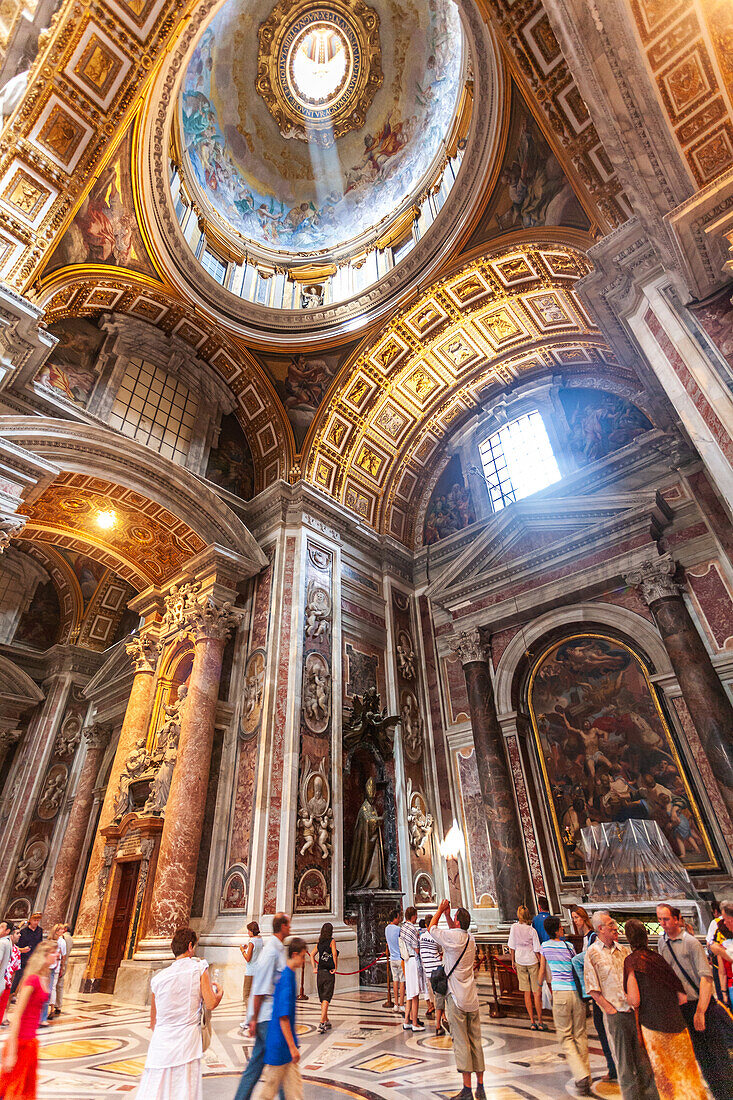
top-left (0, 938), bottom-right (58, 1099)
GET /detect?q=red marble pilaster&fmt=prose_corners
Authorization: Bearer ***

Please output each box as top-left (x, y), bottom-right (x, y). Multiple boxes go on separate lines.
top-left (452, 628), bottom-right (530, 921)
top-left (75, 637), bottom-right (160, 938)
top-left (44, 724), bottom-right (111, 929)
top-left (146, 602), bottom-right (235, 938)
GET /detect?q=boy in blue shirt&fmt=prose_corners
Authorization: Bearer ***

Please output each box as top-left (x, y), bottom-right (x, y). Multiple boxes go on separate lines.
top-left (253, 938), bottom-right (308, 1100)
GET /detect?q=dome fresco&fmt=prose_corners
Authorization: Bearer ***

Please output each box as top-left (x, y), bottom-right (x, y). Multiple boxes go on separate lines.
top-left (178, 0), bottom-right (464, 257)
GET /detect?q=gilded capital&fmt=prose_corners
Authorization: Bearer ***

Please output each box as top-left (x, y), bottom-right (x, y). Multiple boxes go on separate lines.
top-left (126, 634), bottom-right (161, 673)
top-left (450, 627), bottom-right (490, 666)
top-left (83, 723), bottom-right (112, 752)
top-left (624, 554), bottom-right (681, 606)
top-left (184, 594), bottom-right (238, 642)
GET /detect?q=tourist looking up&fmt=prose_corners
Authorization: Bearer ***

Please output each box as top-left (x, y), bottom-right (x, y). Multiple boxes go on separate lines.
top-left (310, 921), bottom-right (338, 1033)
top-left (538, 915), bottom-right (591, 1095)
top-left (0, 938), bottom-right (58, 1098)
top-left (508, 906), bottom-right (544, 1031)
top-left (239, 922), bottom-right (263, 1033)
top-left (429, 900), bottom-right (485, 1100)
top-left (235, 912), bottom-right (291, 1100)
top-left (584, 911), bottom-right (659, 1100)
top-left (385, 909), bottom-right (405, 1013)
top-left (399, 906), bottom-right (424, 1032)
top-left (532, 897), bottom-right (551, 944)
top-left (657, 902), bottom-right (733, 1099)
top-left (570, 904), bottom-right (616, 1084)
top-left (135, 927), bottom-right (222, 1100)
top-left (623, 918), bottom-right (707, 1100)
top-left (252, 938), bottom-right (309, 1100)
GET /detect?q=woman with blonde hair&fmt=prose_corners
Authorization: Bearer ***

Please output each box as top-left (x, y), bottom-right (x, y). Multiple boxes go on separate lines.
top-left (46, 923), bottom-right (66, 1021)
top-left (0, 937), bottom-right (58, 1097)
top-left (508, 905), bottom-right (544, 1029)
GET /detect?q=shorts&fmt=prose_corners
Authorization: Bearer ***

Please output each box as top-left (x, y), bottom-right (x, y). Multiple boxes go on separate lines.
top-left (405, 956), bottom-right (420, 1000)
top-left (426, 978), bottom-right (445, 1011)
top-left (516, 962), bottom-right (540, 992)
top-left (317, 970), bottom-right (335, 1003)
top-left (390, 959), bottom-right (404, 982)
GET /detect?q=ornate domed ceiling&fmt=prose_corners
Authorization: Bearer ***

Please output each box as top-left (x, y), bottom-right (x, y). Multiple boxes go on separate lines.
top-left (177, 0), bottom-right (465, 258)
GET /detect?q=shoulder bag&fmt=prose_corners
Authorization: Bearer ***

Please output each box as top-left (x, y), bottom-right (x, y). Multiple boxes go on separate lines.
top-left (430, 933), bottom-right (470, 998)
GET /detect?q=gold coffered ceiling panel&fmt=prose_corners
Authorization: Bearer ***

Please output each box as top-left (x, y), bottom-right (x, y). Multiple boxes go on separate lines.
top-left (22, 472), bottom-right (207, 589)
top-left (305, 243), bottom-right (625, 545)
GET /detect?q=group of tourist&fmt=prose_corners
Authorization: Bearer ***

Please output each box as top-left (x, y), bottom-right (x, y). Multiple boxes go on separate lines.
top-left (508, 899), bottom-right (733, 1100)
top-left (2, 898), bottom-right (733, 1100)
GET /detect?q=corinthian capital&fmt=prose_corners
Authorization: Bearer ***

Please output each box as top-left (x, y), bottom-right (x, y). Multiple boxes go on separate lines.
top-left (624, 554), bottom-right (681, 606)
top-left (126, 634), bottom-right (161, 673)
top-left (0, 729), bottom-right (22, 752)
top-left (83, 723), bottom-right (112, 752)
top-left (450, 627), bottom-right (490, 666)
top-left (184, 593), bottom-right (238, 641)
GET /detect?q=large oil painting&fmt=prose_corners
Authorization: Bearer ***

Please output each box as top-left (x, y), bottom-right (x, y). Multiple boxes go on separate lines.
top-left (179, 0), bottom-right (463, 254)
top-left (528, 634), bottom-right (717, 877)
top-left (467, 85), bottom-right (589, 251)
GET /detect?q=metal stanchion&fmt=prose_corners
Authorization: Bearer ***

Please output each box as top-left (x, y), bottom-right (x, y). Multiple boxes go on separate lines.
top-left (382, 955), bottom-right (393, 1008)
top-left (297, 957), bottom-right (309, 1002)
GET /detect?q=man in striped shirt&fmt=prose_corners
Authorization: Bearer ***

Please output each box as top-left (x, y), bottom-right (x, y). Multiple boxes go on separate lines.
top-left (538, 915), bottom-right (591, 1096)
top-left (420, 918), bottom-right (447, 1035)
top-left (399, 907), bottom-right (425, 1032)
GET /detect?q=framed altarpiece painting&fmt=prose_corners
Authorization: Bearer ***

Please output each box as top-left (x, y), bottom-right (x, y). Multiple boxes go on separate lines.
top-left (527, 633), bottom-right (720, 879)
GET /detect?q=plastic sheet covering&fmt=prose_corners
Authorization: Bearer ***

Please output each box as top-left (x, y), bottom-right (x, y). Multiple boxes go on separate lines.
top-left (580, 820), bottom-right (698, 902)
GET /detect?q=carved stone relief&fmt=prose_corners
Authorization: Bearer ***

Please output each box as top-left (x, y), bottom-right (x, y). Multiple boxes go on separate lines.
top-left (241, 650), bottom-right (266, 736)
top-left (298, 756), bottom-right (333, 860)
top-left (406, 779), bottom-right (433, 856)
top-left (304, 579), bottom-right (332, 638)
top-left (400, 689), bottom-right (423, 764)
top-left (303, 652), bottom-right (331, 734)
top-left (14, 837), bottom-right (49, 892)
top-left (37, 764), bottom-right (68, 820)
top-left (54, 714), bottom-right (82, 758)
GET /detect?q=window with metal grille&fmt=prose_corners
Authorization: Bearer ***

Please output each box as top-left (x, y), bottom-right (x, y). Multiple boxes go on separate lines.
top-left (109, 358), bottom-right (198, 465)
top-left (478, 410), bottom-right (561, 512)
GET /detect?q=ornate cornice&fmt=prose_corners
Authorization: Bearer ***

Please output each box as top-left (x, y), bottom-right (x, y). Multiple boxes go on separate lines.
top-left (450, 626), bottom-right (489, 666)
top-left (624, 554), bottom-right (681, 606)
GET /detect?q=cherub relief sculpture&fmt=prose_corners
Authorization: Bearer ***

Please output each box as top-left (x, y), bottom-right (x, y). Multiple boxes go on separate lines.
top-left (37, 767), bottom-right (67, 819)
top-left (114, 737), bottom-right (149, 819)
top-left (396, 632), bottom-right (416, 680)
top-left (303, 653), bottom-right (331, 733)
top-left (14, 838), bottom-right (48, 892)
top-left (304, 580), bottom-right (332, 638)
top-left (298, 757), bottom-right (333, 860)
top-left (343, 687), bottom-right (400, 760)
top-left (400, 691), bottom-right (423, 763)
top-left (406, 779), bottom-right (433, 855)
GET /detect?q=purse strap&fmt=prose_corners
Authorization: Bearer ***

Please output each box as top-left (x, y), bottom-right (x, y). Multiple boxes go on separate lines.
top-left (446, 933), bottom-right (471, 979)
top-left (664, 936), bottom-right (700, 996)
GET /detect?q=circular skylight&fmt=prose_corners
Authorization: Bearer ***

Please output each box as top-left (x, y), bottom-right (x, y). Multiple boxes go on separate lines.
top-left (290, 24), bottom-right (350, 105)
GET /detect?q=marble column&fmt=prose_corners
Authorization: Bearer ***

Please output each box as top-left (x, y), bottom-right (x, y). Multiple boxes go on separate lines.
top-left (451, 628), bottom-right (530, 921)
top-left (75, 636), bottom-right (160, 937)
top-left (146, 598), bottom-right (236, 939)
top-left (626, 555), bottom-right (733, 820)
top-left (44, 723), bottom-right (111, 928)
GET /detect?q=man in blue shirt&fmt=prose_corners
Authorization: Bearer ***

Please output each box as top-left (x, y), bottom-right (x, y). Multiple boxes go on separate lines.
top-left (253, 938), bottom-right (308, 1100)
top-left (532, 897), bottom-right (551, 944)
top-left (235, 912), bottom-right (291, 1100)
top-left (384, 908), bottom-right (404, 1013)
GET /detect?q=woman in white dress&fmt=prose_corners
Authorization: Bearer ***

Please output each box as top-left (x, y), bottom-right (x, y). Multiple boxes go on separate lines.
top-left (136, 927), bottom-right (223, 1100)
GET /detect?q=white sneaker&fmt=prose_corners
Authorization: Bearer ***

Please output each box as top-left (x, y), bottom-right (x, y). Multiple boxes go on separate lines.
top-left (393, 1005), bottom-right (403, 1014)
top-left (411, 1022), bottom-right (425, 1032)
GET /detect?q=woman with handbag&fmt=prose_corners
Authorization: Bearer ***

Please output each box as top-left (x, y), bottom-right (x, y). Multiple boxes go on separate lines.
top-left (136, 927), bottom-right (223, 1100)
top-left (538, 916), bottom-right (591, 1097)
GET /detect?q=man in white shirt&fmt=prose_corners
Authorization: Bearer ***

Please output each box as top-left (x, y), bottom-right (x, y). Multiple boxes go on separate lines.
top-left (429, 900), bottom-right (485, 1100)
top-left (235, 912), bottom-right (290, 1100)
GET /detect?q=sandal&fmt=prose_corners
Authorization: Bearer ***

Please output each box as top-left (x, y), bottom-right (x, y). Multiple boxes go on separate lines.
top-left (530, 1022), bottom-right (539, 1030)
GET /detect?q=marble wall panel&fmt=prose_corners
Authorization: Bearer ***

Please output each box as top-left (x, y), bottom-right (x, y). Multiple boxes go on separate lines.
top-left (685, 559), bottom-right (733, 651)
top-left (441, 652), bottom-right (470, 725)
top-left (505, 735), bottom-right (547, 898)
top-left (454, 746), bottom-right (496, 907)
top-left (672, 694), bottom-right (733, 853)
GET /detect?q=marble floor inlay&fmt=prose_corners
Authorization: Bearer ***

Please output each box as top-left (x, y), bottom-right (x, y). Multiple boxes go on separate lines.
top-left (15, 987), bottom-right (622, 1099)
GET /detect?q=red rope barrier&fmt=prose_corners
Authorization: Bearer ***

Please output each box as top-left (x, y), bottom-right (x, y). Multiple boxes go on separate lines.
top-left (335, 951), bottom-right (387, 975)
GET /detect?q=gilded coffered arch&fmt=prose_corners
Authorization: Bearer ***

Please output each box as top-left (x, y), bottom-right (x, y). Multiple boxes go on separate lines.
top-left (35, 268), bottom-right (295, 487)
top-left (13, 539), bottom-right (85, 643)
top-left (304, 238), bottom-right (631, 543)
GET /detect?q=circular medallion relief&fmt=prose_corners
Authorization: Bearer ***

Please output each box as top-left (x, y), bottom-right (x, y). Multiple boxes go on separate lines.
top-left (257, 0), bottom-right (383, 145)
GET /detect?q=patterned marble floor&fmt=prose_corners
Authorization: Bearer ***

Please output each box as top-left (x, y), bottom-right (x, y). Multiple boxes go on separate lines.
top-left (22, 985), bottom-right (622, 1099)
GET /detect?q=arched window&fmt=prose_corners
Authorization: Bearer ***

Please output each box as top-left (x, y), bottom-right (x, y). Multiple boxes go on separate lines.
top-left (478, 410), bottom-right (561, 511)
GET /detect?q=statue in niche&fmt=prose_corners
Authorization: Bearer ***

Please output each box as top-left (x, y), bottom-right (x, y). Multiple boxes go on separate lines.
top-left (158, 685), bottom-right (187, 751)
top-left (144, 727), bottom-right (179, 815)
top-left (347, 776), bottom-right (386, 890)
top-left (114, 737), bottom-right (149, 819)
top-left (406, 779), bottom-right (434, 856)
top-left (396, 632), bottom-right (416, 680)
top-left (304, 580), bottom-right (331, 638)
top-left (343, 687), bottom-right (400, 760)
top-left (401, 691), bottom-right (423, 763)
top-left (303, 653), bottom-right (331, 733)
top-left (298, 757), bottom-right (333, 859)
